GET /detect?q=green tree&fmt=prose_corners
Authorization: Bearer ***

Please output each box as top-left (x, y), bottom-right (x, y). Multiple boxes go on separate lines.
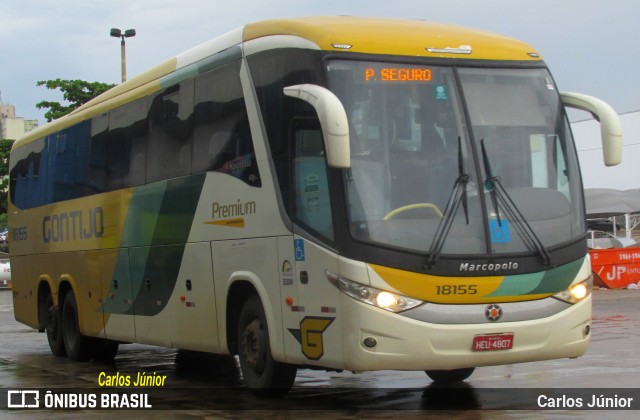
top-left (36, 79), bottom-right (116, 122)
top-left (0, 138), bottom-right (14, 218)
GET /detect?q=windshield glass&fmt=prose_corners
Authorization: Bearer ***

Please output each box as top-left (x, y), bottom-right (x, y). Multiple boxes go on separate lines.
top-left (328, 61), bottom-right (485, 255)
top-left (326, 60), bottom-right (584, 258)
top-left (458, 67), bottom-right (585, 254)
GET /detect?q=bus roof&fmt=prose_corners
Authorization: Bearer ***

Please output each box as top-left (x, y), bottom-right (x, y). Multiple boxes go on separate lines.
top-left (13, 16), bottom-right (541, 150)
top-left (243, 16), bottom-right (541, 61)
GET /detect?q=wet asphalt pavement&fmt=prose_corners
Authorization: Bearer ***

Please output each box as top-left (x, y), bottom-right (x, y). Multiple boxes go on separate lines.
top-left (0, 288), bottom-right (639, 418)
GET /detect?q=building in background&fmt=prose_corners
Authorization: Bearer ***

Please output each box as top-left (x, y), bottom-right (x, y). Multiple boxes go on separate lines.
top-left (0, 93), bottom-right (39, 140)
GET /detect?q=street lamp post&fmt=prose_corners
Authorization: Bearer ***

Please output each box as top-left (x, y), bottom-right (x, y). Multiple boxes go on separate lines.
top-left (110, 28), bottom-right (136, 83)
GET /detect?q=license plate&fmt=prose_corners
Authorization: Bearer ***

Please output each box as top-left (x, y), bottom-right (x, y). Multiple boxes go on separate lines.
top-left (472, 333), bottom-right (514, 351)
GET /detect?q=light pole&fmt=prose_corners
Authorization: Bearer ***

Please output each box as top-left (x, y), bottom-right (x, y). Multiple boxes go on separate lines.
top-left (110, 28), bottom-right (136, 83)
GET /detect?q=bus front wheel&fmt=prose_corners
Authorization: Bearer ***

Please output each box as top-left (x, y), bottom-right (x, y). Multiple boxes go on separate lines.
top-left (237, 295), bottom-right (297, 396)
top-left (425, 367), bottom-right (475, 384)
top-left (61, 289), bottom-right (93, 362)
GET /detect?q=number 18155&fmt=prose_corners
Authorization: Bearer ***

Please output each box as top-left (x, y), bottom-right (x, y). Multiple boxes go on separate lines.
top-left (435, 285), bottom-right (478, 295)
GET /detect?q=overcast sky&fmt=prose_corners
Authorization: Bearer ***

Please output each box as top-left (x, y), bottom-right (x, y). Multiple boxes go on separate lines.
top-left (1, 0), bottom-right (639, 124)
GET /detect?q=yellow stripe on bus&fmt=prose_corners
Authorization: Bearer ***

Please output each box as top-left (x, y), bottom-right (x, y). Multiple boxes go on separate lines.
top-left (205, 218), bottom-right (246, 228)
top-left (369, 263), bottom-right (551, 304)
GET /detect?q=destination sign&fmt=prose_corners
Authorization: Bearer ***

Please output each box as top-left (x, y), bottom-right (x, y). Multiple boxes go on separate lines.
top-left (364, 67), bottom-right (432, 82)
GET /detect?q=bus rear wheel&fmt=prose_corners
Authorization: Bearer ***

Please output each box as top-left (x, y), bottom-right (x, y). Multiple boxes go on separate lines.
top-left (237, 295), bottom-right (297, 397)
top-left (61, 289), bottom-right (93, 362)
top-left (45, 293), bottom-right (66, 357)
top-left (425, 367), bottom-right (475, 384)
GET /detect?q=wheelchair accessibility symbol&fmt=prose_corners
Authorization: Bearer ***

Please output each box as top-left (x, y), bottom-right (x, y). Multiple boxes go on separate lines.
top-left (294, 239), bottom-right (306, 261)
top-left (489, 219), bottom-right (512, 243)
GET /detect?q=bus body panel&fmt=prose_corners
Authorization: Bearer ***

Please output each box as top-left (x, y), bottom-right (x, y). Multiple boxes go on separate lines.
top-left (167, 241), bottom-right (219, 352)
top-left (94, 248), bottom-right (135, 341)
top-left (54, 251), bottom-right (105, 337)
top-left (8, 189), bottom-right (132, 257)
top-left (11, 254), bottom-right (53, 329)
top-left (187, 173), bottom-right (290, 243)
top-left (367, 257), bottom-right (590, 305)
top-left (339, 293), bottom-right (590, 371)
top-left (128, 245), bottom-right (172, 347)
top-left (211, 236), bottom-right (285, 358)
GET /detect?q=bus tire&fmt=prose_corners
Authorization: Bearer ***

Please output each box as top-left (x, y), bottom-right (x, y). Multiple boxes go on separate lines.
top-left (90, 338), bottom-right (119, 363)
top-left (45, 293), bottom-right (66, 357)
top-left (425, 367), bottom-right (475, 384)
top-left (61, 289), bottom-right (92, 362)
top-left (237, 295), bottom-right (297, 397)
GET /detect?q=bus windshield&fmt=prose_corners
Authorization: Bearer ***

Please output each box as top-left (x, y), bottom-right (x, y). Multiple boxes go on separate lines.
top-left (326, 60), bottom-right (585, 258)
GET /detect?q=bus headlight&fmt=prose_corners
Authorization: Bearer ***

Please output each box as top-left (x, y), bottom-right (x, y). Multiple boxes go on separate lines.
top-left (552, 276), bottom-right (592, 304)
top-left (326, 271), bottom-right (423, 313)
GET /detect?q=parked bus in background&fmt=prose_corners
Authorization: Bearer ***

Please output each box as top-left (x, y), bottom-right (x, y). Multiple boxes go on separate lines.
top-left (9, 17), bottom-right (622, 396)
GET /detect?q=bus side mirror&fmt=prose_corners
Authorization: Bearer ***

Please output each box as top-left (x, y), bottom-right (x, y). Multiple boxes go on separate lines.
top-left (561, 92), bottom-right (622, 166)
top-left (284, 84), bottom-right (351, 168)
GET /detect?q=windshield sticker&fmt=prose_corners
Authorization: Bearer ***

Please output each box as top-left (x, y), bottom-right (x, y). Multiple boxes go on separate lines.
top-left (435, 84), bottom-right (448, 100)
top-left (489, 219), bottom-right (512, 243)
top-left (545, 77), bottom-right (555, 90)
top-left (304, 174), bottom-right (319, 192)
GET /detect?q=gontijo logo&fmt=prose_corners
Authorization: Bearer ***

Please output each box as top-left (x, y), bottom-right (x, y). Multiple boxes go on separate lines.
top-left (42, 207), bottom-right (104, 243)
top-left (288, 316), bottom-right (335, 360)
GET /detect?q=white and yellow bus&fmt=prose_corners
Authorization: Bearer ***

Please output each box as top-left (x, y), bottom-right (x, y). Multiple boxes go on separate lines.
top-left (9, 17), bottom-right (622, 395)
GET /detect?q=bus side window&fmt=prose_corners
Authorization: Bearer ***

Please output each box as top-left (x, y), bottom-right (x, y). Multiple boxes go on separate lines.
top-left (105, 98), bottom-right (148, 190)
top-left (292, 119), bottom-right (334, 241)
top-left (148, 80), bottom-right (194, 183)
top-left (9, 137), bottom-right (47, 209)
top-left (192, 60), bottom-right (260, 186)
top-left (87, 113), bottom-right (109, 193)
top-left (49, 121), bottom-right (91, 202)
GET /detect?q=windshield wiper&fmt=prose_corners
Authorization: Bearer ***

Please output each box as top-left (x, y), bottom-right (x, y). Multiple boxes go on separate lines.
top-left (480, 140), bottom-right (552, 266)
top-left (426, 137), bottom-right (471, 268)
top-left (481, 139), bottom-right (501, 226)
